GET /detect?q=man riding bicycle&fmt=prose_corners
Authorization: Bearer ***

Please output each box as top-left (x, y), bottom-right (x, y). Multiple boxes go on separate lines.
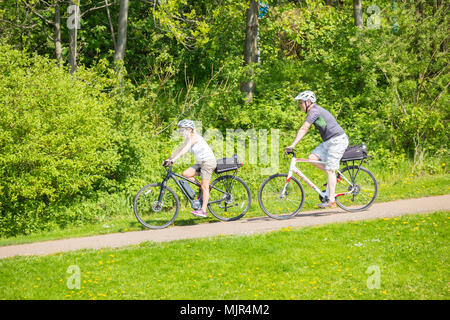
top-left (285, 91), bottom-right (349, 209)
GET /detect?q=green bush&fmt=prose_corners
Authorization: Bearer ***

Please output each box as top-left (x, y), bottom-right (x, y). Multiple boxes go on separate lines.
top-left (0, 45), bottom-right (120, 236)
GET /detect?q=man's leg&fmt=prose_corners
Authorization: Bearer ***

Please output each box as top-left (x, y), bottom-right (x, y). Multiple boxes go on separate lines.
top-left (326, 169), bottom-right (337, 203)
top-left (322, 135), bottom-right (348, 205)
top-left (309, 153), bottom-right (335, 204)
top-left (308, 153), bottom-right (326, 172)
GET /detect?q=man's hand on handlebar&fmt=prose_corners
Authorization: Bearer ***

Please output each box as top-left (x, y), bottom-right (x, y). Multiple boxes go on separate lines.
top-left (162, 159), bottom-right (174, 167)
top-left (284, 146), bottom-right (295, 155)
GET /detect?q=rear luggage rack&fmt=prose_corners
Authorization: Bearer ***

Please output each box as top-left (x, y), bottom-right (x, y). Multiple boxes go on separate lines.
top-left (215, 155), bottom-right (243, 174)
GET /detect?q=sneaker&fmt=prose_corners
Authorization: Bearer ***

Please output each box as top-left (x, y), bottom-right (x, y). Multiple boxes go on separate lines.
top-left (317, 201), bottom-right (337, 209)
top-left (191, 209), bottom-right (207, 218)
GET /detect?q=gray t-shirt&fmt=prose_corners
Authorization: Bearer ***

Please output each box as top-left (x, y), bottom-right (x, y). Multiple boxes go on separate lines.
top-left (305, 104), bottom-right (345, 142)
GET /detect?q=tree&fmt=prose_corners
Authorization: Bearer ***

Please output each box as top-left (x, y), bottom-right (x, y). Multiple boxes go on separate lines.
top-left (113, 0), bottom-right (129, 63)
top-left (1, 0), bottom-right (65, 65)
top-left (68, 0), bottom-right (80, 73)
top-left (54, 1), bottom-right (63, 65)
top-left (353, 0), bottom-right (363, 28)
top-left (241, 0), bottom-right (259, 103)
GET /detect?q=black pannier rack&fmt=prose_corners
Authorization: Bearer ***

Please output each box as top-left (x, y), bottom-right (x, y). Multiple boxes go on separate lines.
top-left (215, 155), bottom-right (243, 174)
top-left (340, 143), bottom-right (369, 162)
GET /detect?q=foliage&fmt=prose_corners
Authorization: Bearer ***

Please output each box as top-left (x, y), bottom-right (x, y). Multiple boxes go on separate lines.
top-left (0, 0), bottom-right (448, 236)
top-left (0, 45), bottom-right (120, 236)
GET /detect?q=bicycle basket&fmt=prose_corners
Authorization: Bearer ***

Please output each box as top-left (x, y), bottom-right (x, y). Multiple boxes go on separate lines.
top-left (340, 144), bottom-right (368, 162)
top-left (215, 155), bottom-right (242, 174)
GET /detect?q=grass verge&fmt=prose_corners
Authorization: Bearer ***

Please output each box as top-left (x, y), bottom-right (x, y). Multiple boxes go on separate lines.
top-left (0, 211), bottom-right (448, 300)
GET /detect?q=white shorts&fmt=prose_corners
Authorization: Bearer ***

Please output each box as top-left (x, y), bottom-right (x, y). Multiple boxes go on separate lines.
top-left (311, 134), bottom-right (349, 171)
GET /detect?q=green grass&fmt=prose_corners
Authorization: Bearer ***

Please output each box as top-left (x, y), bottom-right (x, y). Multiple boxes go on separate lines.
top-left (0, 211), bottom-right (448, 300)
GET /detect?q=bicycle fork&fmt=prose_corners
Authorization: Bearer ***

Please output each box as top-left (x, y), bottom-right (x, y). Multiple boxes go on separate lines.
top-left (156, 169), bottom-right (172, 205)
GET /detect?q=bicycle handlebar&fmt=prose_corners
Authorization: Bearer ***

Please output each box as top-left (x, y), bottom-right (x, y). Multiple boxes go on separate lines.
top-left (162, 160), bottom-right (173, 167)
top-left (284, 148), bottom-right (298, 157)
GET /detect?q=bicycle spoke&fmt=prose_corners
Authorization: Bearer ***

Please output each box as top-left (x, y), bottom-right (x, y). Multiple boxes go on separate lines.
top-left (208, 175), bottom-right (251, 221)
top-left (336, 166), bottom-right (378, 212)
top-left (134, 184), bottom-right (179, 229)
top-left (258, 174), bottom-right (305, 219)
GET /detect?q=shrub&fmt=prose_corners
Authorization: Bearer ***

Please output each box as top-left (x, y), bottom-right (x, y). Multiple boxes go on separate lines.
top-left (0, 45), bottom-right (119, 236)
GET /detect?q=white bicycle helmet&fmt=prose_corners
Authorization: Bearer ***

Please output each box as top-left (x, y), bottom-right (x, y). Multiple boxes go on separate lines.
top-left (177, 119), bottom-right (195, 129)
top-left (294, 90), bottom-right (316, 103)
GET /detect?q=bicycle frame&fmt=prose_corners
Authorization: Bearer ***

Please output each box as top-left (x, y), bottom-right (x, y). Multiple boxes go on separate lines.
top-left (158, 166), bottom-right (226, 207)
top-left (282, 156), bottom-right (354, 200)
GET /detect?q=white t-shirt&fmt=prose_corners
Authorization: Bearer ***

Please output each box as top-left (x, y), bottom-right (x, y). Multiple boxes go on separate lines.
top-left (190, 136), bottom-right (215, 162)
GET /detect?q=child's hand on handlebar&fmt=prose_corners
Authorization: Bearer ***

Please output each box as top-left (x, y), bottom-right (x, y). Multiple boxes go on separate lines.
top-left (162, 159), bottom-right (173, 167)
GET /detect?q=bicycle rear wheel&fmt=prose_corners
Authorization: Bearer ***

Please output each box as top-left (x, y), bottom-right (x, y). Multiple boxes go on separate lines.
top-left (335, 166), bottom-right (378, 212)
top-left (258, 173), bottom-right (305, 220)
top-left (133, 183), bottom-right (180, 229)
top-left (208, 175), bottom-right (251, 221)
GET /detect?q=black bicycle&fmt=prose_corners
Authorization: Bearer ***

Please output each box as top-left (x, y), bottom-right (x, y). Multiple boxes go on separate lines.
top-left (134, 155), bottom-right (252, 229)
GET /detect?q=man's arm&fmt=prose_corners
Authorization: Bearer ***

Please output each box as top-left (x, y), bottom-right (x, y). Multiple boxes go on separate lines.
top-left (286, 121), bottom-right (312, 149)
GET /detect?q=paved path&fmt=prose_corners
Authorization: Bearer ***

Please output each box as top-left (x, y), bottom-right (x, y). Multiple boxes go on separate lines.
top-left (1, 195), bottom-right (449, 259)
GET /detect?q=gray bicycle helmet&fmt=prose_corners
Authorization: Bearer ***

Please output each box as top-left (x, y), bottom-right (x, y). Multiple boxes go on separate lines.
top-left (177, 119), bottom-right (195, 129)
top-left (294, 90), bottom-right (316, 103)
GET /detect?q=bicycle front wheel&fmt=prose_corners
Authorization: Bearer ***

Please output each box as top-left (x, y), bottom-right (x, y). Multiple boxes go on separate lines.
top-left (335, 166), bottom-right (378, 212)
top-left (133, 183), bottom-right (180, 229)
top-left (258, 173), bottom-right (305, 220)
top-left (208, 175), bottom-right (251, 221)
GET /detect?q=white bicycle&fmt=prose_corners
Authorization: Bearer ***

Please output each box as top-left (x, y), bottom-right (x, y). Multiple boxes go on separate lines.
top-left (258, 147), bottom-right (378, 220)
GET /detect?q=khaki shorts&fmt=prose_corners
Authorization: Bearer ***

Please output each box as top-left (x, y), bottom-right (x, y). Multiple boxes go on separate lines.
top-left (311, 134), bottom-right (349, 171)
top-left (191, 159), bottom-right (217, 180)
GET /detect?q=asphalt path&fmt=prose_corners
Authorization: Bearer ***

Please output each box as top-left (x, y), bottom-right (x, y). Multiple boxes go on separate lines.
top-left (1, 194), bottom-right (449, 259)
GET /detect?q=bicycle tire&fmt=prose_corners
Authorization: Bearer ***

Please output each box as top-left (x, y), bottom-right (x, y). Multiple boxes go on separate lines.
top-left (133, 183), bottom-right (180, 229)
top-left (208, 175), bottom-right (251, 221)
top-left (335, 166), bottom-right (378, 212)
top-left (258, 173), bottom-right (305, 220)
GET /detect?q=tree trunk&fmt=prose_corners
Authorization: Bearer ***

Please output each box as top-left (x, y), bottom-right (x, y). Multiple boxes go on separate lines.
top-left (415, 0), bottom-right (423, 17)
top-left (241, 0), bottom-right (259, 103)
top-left (114, 0), bottom-right (129, 62)
top-left (68, 26), bottom-right (77, 73)
top-left (105, 0), bottom-right (117, 52)
top-left (54, 1), bottom-right (62, 66)
top-left (353, 0), bottom-right (363, 29)
top-left (68, 1), bottom-right (80, 74)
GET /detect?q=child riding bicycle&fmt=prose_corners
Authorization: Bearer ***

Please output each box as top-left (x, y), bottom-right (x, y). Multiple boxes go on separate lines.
top-left (164, 119), bottom-right (217, 218)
